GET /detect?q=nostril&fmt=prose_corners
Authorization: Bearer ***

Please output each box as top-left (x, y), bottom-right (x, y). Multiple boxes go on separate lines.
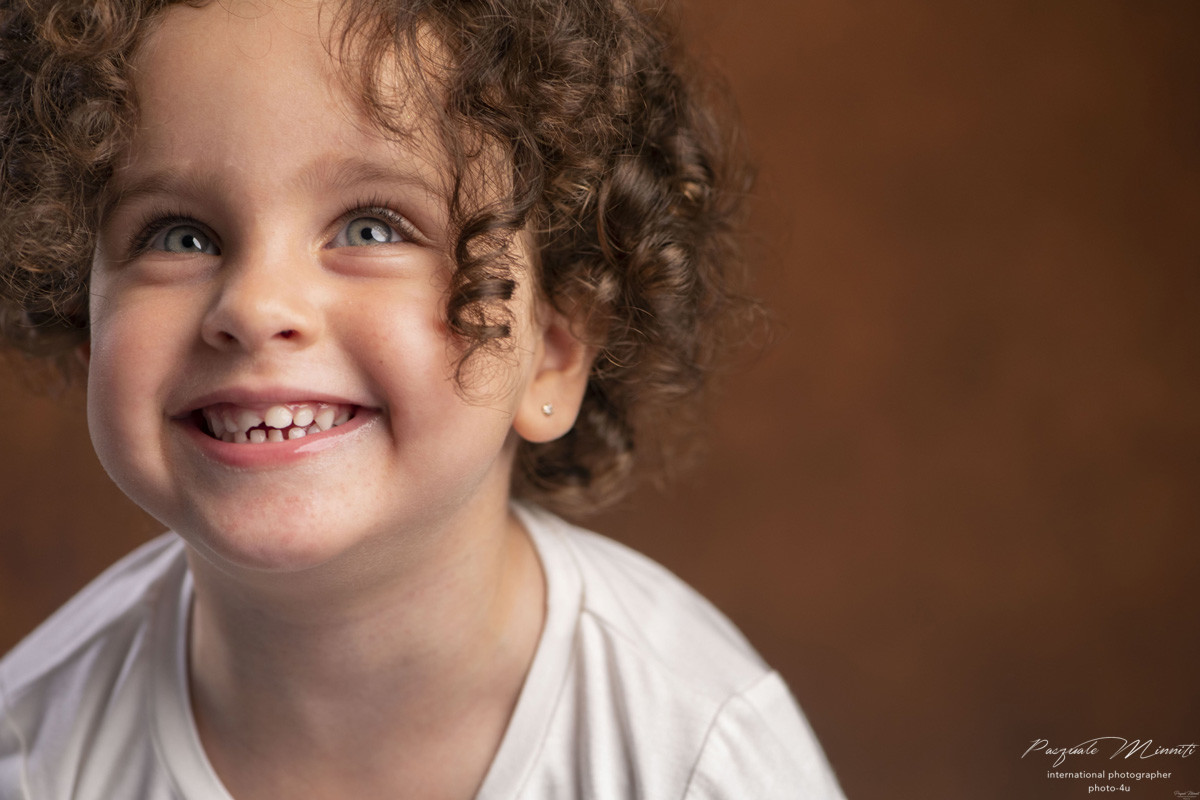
top-left (278, 329), bottom-right (298, 339)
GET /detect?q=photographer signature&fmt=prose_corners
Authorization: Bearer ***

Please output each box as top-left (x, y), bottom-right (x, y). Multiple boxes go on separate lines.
top-left (1023, 738), bottom-right (1198, 768)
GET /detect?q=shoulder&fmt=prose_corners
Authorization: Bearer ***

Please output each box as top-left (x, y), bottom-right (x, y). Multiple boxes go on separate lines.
top-left (683, 671), bottom-right (847, 799)
top-left (547, 512), bottom-right (770, 698)
top-left (515, 505), bottom-right (845, 799)
top-left (1, 533), bottom-right (185, 690)
top-left (0, 534), bottom-right (187, 791)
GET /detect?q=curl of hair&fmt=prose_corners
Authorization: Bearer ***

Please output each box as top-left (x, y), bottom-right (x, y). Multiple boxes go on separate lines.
top-left (0, 0), bottom-right (755, 516)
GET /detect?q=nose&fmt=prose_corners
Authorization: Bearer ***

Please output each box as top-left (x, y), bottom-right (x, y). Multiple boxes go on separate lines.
top-left (200, 245), bottom-right (324, 353)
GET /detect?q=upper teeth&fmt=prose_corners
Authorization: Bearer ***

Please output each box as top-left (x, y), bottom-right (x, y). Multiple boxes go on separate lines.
top-left (201, 402), bottom-right (355, 444)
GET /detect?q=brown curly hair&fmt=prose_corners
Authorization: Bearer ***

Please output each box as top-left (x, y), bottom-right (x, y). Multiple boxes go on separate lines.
top-left (0, 0), bottom-right (754, 516)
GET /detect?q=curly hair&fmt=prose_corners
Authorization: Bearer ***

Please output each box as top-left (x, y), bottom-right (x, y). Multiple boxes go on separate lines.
top-left (0, 0), bottom-right (754, 516)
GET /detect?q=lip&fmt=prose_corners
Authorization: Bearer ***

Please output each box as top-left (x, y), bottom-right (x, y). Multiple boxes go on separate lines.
top-left (175, 406), bottom-right (379, 468)
top-left (169, 384), bottom-right (380, 469)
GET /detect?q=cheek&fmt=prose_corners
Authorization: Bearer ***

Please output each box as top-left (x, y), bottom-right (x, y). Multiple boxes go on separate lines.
top-left (86, 315), bottom-right (155, 479)
top-left (348, 283), bottom-right (454, 393)
top-left (85, 285), bottom-right (195, 482)
top-left (354, 294), bottom-right (519, 450)
top-left (88, 292), bottom-right (170, 407)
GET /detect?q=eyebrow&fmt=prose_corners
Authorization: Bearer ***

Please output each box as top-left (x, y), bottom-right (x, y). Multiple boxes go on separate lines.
top-left (100, 168), bottom-right (231, 223)
top-left (101, 155), bottom-right (446, 223)
top-left (299, 156), bottom-right (444, 201)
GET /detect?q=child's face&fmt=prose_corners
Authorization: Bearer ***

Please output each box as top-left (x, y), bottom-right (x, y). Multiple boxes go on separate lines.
top-left (87, 1), bottom-right (546, 573)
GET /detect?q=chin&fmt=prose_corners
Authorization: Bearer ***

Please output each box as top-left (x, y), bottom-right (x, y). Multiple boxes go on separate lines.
top-left (173, 505), bottom-right (370, 576)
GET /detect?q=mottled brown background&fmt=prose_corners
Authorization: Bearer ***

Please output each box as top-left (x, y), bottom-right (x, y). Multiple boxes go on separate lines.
top-left (2, 1), bottom-right (1198, 798)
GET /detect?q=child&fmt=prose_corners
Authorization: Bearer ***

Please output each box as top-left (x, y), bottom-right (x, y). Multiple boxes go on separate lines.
top-left (0, 0), bottom-right (845, 797)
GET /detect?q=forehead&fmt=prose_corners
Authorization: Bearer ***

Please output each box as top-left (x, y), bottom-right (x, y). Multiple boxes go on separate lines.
top-left (116, 0), bottom-right (449, 203)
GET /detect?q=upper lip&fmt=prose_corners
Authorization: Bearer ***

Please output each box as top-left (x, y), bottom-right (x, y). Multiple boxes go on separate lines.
top-left (170, 385), bottom-right (372, 419)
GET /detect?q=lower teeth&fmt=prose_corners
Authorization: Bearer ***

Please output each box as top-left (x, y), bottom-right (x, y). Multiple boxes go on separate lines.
top-left (209, 418), bottom-right (350, 443)
top-left (199, 406), bottom-right (356, 443)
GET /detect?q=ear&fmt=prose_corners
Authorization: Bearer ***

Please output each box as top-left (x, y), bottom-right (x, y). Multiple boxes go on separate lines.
top-left (512, 306), bottom-right (593, 444)
top-left (76, 338), bottom-right (91, 368)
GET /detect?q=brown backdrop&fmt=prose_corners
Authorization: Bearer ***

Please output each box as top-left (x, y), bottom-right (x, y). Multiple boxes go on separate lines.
top-left (2, 1), bottom-right (1198, 798)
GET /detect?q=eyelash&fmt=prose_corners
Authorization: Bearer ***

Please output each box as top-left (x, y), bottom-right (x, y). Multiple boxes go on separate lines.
top-left (124, 198), bottom-right (421, 257)
top-left (126, 210), bottom-right (203, 257)
top-left (332, 198), bottom-right (422, 245)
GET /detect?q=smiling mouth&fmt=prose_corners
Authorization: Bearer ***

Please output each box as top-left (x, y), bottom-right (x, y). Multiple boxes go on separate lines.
top-left (195, 402), bottom-right (358, 443)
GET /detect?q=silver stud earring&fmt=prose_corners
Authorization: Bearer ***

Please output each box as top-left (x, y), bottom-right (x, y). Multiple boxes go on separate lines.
top-left (541, 403), bottom-right (554, 417)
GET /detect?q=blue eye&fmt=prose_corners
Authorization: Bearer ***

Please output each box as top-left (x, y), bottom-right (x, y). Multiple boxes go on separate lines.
top-left (334, 215), bottom-right (404, 247)
top-left (152, 224), bottom-right (220, 255)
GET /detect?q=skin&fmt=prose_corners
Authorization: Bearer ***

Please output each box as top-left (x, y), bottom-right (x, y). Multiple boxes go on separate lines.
top-left (86, 1), bottom-right (591, 797)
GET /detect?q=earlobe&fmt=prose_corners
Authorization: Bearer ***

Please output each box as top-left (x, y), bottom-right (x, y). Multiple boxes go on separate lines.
top-left (513, 309), bottom-right (594, 444)
top-left (76, 339), bottom-right (91, 369)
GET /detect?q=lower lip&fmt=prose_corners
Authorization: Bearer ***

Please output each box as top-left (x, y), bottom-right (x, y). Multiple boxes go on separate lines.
top-left (177, 409), bottom-right (378, 468)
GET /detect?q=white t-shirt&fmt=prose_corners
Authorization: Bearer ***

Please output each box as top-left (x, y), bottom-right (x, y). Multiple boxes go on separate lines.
top-left (0, 505), bottom-right (845, 799)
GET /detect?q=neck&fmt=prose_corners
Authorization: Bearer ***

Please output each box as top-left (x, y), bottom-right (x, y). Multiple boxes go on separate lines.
top-left (185, 506), bottom-right (546, 800)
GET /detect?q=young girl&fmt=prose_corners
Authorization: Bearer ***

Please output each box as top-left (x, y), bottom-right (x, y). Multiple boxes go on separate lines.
top-left (0, 1), bottom-right (844, 797)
